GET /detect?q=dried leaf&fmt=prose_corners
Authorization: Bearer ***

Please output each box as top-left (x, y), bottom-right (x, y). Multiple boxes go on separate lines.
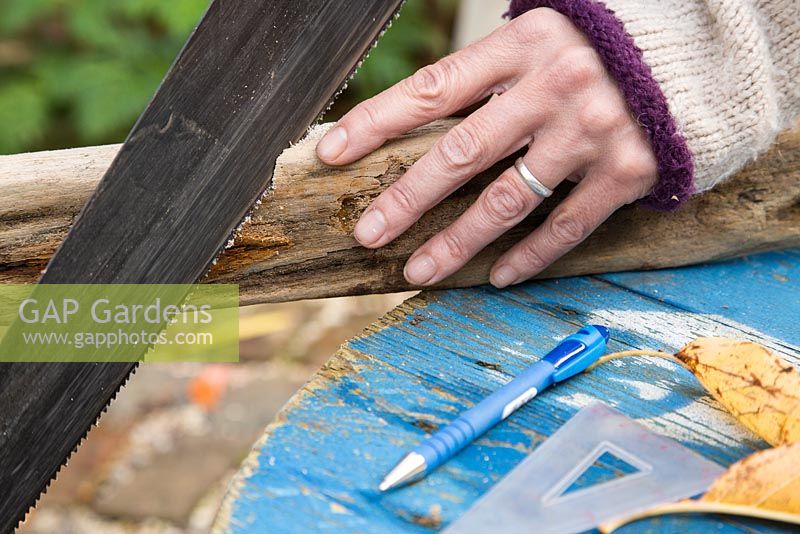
top-left (600, 444), bottom-right (800, 532)
top-left (703, 442), bottom-right (800, 510)
top-left (675, 338), bottom-right (800, 446)
top-left (591, 338), bottom-right (800, 446)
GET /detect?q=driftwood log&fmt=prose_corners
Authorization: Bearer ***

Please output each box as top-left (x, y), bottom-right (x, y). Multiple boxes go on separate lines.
top-left (1, 119), bottom-right (799, 305)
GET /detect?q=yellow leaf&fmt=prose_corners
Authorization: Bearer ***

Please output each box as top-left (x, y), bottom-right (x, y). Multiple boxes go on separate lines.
top-left (703, 442), bottom-right (800, 511)
top-left (675, 338), bottom-right (800, 446)
top-left (600, 444), bottom-right (800, 532)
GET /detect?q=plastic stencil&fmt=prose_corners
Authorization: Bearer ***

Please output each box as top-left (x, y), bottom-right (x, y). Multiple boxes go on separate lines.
top-left (445, 403), bottom-right (725, 534)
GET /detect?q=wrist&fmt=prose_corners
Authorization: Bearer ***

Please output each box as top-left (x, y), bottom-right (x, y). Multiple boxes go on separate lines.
top-left (507, 1), bottom-right (694, 210)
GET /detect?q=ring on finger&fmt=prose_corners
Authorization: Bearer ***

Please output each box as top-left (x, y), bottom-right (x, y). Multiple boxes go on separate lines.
top-left (514, 157), bottom-right (553, 198)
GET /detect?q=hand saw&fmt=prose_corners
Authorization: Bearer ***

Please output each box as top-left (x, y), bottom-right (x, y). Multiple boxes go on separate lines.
top-left (0, 1), bottom-right (404, 530)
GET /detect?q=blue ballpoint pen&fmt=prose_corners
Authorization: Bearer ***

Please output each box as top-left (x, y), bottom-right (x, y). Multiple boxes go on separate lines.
top-left (379, 324), bottom-right (610, 491)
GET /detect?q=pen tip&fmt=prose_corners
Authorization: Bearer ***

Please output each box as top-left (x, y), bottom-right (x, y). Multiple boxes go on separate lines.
top-left (378, 452), bottom-right (426, 492)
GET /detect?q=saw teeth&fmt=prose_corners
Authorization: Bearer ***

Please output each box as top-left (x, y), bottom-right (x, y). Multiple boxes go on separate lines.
top-left (14, 3), bottom-right (409, 527)
top-left (315, 0), bottom-right (407, 124)
top-left (219, 0), bottom-right (407, 259)
top-left (14, 363), bottom-right (141, 531)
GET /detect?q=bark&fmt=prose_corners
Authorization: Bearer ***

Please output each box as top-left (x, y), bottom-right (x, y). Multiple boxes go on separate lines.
top-left (1, 119), bottom-right (798, 305)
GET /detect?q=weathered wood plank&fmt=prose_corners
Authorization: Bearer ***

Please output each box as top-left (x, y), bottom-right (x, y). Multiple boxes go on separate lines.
top-left (600, 249), bottom-right (800, 347)
top-left (214, 250), bottom-right (800, 533)
top-left (2, 122), bottom-right (799, 304)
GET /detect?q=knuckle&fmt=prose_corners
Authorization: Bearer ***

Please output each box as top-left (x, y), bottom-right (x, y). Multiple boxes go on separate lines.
top-left (481, 178), bottom-right (530, 226)
top-left (612, 147), bottom-right (657, 181)
top-left (384, 181), bottom-right (419, 217)
top-left (440, 231), bottom-right (470, 262)
top-left (549, 47), bottom-right (604, 92)
top-left (357, 101), bottom-right (382, 132)
top-left (517, 242), bottom-right (549, 272)
top-left (598, 170), bottom-right (648, 205)
top-left (578, 100), bottom-right (628, 136)
top-left (548, 208), bottom-right (589, 246)
top-left (435, 124), bottom-right (487, 170)
top-left (406, 62), bottom-right (453, 111)
top-left (505, 8), bottom-right (564, 44)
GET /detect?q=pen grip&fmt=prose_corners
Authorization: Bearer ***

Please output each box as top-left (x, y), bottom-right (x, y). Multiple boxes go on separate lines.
top-left (416, 417), bottom-right (477, 469)
top-left (415, 361), bottom-right (555, 470)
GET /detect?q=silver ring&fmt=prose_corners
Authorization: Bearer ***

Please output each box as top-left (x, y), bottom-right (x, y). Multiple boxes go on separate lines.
top-left (514, 157), bottom-right (553, 198)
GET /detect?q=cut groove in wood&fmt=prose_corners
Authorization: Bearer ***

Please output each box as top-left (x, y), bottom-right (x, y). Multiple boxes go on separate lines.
top-left (2, 119), bottom-right (799, 305)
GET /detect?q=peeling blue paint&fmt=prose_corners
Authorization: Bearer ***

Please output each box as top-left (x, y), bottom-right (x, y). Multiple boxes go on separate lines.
top-left (225, 250), bottom-right (799, 533)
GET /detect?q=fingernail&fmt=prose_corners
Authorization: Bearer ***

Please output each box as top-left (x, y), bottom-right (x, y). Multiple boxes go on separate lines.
top-left (405, 254), bottom-right (438, 285)
top-left (354, 209), bottom-right (387, 246)
top-left (491, 265), bottom-right (518, 288)
top-left (317, 126), bottom-right (348, 162)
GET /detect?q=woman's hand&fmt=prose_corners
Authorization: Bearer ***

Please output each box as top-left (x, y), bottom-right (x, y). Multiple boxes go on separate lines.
top-left (316, 8), bottom-right (658, 288)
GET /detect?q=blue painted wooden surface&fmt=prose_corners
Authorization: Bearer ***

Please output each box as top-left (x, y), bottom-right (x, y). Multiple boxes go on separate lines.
top-left (217, 250), bottom-right (800, 533)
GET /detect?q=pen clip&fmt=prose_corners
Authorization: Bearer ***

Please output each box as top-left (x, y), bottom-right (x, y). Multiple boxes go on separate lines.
top-left (542, 325), bottom-right (609, 382)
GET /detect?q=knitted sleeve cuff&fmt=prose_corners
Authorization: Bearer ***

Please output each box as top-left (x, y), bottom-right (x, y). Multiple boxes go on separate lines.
top-left (507, 0), bottom-right (695, 211)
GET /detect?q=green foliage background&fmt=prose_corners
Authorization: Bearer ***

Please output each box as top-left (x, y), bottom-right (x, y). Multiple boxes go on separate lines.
top-left (0, 0), bottom-right (457, 155)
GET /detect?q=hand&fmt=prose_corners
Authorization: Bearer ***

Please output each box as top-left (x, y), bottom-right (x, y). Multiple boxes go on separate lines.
top-left (316, 8), bottom-right (658, 288)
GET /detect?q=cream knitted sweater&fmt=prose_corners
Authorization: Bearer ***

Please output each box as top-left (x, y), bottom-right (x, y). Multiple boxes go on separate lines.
top-left (509, 0), bottom-right (800, 210)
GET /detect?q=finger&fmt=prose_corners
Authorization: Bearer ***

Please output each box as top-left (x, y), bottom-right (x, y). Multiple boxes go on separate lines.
top-left (490, 175), bottom-right (629, 288)
top-left (316, 34), bottom-right (524, 165)
top-left (403, 138), bottom-right (587, 286)
top-left (353, 82), bottom-right (549, 249)
top-left (452, 95), bottom-right (492, 117)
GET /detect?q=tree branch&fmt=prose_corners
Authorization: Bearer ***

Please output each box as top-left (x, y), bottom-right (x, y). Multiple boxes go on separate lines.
top-left (2, 119), bottom-right (799, 305)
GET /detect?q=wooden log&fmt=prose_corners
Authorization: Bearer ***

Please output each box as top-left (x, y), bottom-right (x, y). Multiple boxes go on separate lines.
top-left (1, 120), bottom-right (799, 305)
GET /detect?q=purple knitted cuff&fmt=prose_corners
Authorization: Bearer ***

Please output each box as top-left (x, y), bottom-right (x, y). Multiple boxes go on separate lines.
top-left (507, 0), bottom-right (695, 210)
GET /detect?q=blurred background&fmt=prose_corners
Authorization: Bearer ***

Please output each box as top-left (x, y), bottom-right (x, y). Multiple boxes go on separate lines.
top-left (0, 0), bottom-right (505, 531)
top-left (0, 0), bottom-right (464, 155)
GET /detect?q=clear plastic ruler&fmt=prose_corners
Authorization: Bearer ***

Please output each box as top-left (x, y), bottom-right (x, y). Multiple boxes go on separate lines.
top-left (445, 402), bottom-right (725, 534)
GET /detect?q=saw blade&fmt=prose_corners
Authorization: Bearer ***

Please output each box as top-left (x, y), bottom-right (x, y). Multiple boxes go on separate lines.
top-left (0, 1), bottom-right (404, 530)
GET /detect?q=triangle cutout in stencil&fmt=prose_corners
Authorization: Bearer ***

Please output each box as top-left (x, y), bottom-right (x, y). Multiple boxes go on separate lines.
top-left (558, 447), bottom-right (644, 499)
top-left (445, 403), bottom-right (725, 534)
